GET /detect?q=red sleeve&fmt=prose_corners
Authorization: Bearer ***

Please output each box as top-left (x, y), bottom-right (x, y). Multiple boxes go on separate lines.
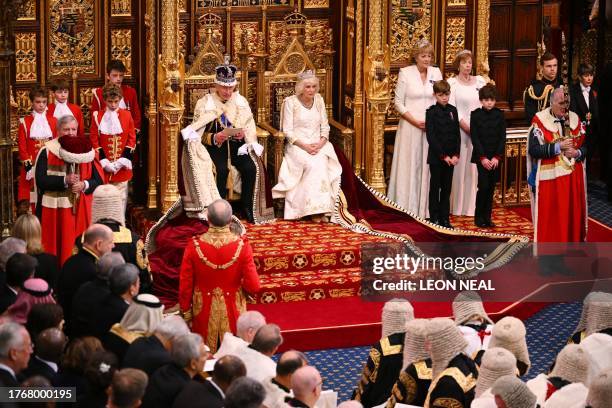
top-left (239, 240), bottom-right (260, 295)
top-left (90, 111), bottom-right (101, 150)
top-left (127, 87), bottom-right (141, 132)
top-left (179, 240), bottom-right (196, 313)
top-left (90, 88), bottom-right (102, 114)
top-left (123, 110), bottom-right (136, 149)
top-left (17, 119), bottom-right (29, 163)
top-left (47, 115), bottom-right (58, 138)
top-left (70, 104), bottom-right (85, 138)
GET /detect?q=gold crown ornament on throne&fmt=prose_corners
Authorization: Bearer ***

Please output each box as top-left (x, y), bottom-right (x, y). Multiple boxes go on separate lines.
top-left (284, 9), bottom-right (307, 30)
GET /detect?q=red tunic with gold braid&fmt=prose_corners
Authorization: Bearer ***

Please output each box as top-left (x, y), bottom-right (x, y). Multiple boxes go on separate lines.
top-left (17, 114), bottom-right (57, 203)
top-left (91, 85), bottom-right (142, 132)
top-left (528, 108), bottom-right (587, 242)
top-left (89, 109), bottom-right (136, 183)
top-left (179, 226), bottom-right (260, 352)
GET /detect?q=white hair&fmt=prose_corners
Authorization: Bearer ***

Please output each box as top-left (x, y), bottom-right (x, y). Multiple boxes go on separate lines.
top-left (155, 315), bottom-right (190, 340)
top-left (171, 333), bottom-right (203, 368)
top-left (0, 238), bottom-right (27, 271)
top-left (97, 252), bottom-right (125, 280)
top-left (295, 76), bottom-right (320, 96)
top-left (57, 115), bottom-right (78, 130)
top-left (0, 322), bottom-right (27, 358)
top-left (236, 311), bottom-right (266, 339)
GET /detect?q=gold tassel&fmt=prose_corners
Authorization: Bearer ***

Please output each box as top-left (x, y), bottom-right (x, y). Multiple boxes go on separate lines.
top-left (226, 143), bottom-right (234, 200)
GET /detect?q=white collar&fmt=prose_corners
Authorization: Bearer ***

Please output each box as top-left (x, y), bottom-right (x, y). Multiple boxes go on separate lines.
top-left (0, 363), bottom-right (16, 379)
top-left (100, 109), bottom-right (123, 134)
top-left (30, 111), bottom-right (53, 140)
top-left (207, 378), bottom-right (225, 398)
top-left (53, 101), bottom-right (73, 119)
top-left (580, 83), bottom-right (591, 92)
top-left (35, 356), bottom-right (58, 372)
top-left (7, 285), bottom-right (18, 296)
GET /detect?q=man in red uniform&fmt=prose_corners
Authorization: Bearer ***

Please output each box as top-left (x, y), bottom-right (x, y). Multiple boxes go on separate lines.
top-left (17, 85), bottom-right (57, 211)
top-left (179, 199), bottom-right (260, 352)
top-left (90, 83), bottom-right (136, 212)
top-left (35, 115), bottom-right (103, 265)
top-left (47, 79), bottom-right (85, 138)
top-left (90, 60), bottom-right (142, 133)
top-left (527, 87), bottom-right (587, 243)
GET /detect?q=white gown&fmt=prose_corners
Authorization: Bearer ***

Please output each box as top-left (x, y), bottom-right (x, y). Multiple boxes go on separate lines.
top-left (448, 75), bottom-right (486, 216)
top-left (388, 65), bottom-right (442, 218)
top-left (272, 94), bottom-right (342, 220)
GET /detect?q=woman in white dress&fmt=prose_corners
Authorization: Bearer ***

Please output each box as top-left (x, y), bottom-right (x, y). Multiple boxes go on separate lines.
top-left (448, 50), bottom-right (486, 216)
top-left (388, 39), bottom-right (443, 218)
top-left (272, 71), bottom-right (342, 222)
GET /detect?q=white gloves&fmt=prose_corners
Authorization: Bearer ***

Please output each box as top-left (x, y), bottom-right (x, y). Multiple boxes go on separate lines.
top-left (100, 159), bottom-right (116, 173)
top-left (25, 169), bottom-right (34, 181)
top-left (181, 126), bottom-right (200, 141)
top-left (116, 157), bottom-right (132, 170)
top-left (237, 142), bottom-right (264, 157)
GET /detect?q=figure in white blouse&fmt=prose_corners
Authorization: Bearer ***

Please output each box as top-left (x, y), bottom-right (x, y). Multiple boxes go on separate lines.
top-left (448, 50), bottom-right (486, 216)
top-left (388, 39), bottom-right (443, 218)
top-left (272, 71), bottom-right (342, 222)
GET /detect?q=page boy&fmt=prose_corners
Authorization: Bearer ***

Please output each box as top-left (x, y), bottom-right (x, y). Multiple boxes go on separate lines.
top-left (47, 79), bottom-right (85, 138)
top-left (470, 84), bottom-right (506, 228)
top-left (425, 80), bottom-right (460, 228)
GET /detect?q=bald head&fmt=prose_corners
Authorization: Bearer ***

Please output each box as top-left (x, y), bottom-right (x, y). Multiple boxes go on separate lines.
top-left (84, 224), bottom-right (114, 257)
top-left (251, 324), bottom-right (283, 357)
top-left (207, 199), bottom-right (233, 227)
top-left (277, 350), bottom-right (308, 377)
top-left (236, 311), bottom-right (266, 343)
top-left (213, 355), bottom-right (246, 391)
top-left (291, 365), bottom-right (322, 403)
top-left (35, 328), bottom-right (66, 363)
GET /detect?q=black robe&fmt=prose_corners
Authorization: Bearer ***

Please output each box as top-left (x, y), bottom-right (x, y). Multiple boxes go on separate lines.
top-left (386, 358), bottom-right (432, 407)
top-left (425, 353), bottom-right (478, 408)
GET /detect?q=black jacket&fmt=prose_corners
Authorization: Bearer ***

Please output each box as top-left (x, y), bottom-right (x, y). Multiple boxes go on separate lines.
top-left (569, 81), bottom-right (599, 154)
top-left (425, 103), bottom-right (461, 165)
top-left (91, 293), bottom-right (129, 339)
top-left (58, 248), bottom-right (98, 332)
top-left (427, 353), bottom-right (478, 408)
top-left (21, 355), bottom-right (58, 384)
top-left (0, 367), bottom-right (19, 386)
top-left (123, 335), bottom-right (171, 375)
top-left (70, 277), bottom-right (111, 338)
top-left (102, 331), bottom-right (132, 363)
top-left (32, 252), bottom-right (59, 290)
top-left (142, 363), bottom-right (191, 408)
top-left (172, 380), bottom-right (224, 408)
top-left (470, 107), bottom-right (506, 163)
top-left (524, 77), bottom-right (562, 124)
top-left (0, 285), bottom-right (17, 314)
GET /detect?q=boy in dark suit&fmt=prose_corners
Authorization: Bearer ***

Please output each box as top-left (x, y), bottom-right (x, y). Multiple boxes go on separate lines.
top-left (426, 80), bottom-right (460, 228)
top-left (569, 63), bottom-right (598, 176)
top-left (470, 84), bottom-right (506, 228)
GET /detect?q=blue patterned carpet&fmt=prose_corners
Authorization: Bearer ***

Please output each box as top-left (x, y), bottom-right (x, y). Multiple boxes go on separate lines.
top-left (300, 302), bottom-right (582, 403)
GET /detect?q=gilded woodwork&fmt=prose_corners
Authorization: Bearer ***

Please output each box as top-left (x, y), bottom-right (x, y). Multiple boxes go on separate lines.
top-left (15, 90), bottom-right (31, 118)
top-left (48, 0), bottom-right (97, 76)
top-left (17, 0), bottom-right (36, 20)
top-left (304, 0), bottom-right (328, 8)
top-left (179, 23), bottom-right (188, 55)
top-left (500, 130), bottom-right (529, 206)
top-left (197, 0), bottom-right (292, 6)
top-left (353, 0), bottom-right (364, 175)
top-left (145, 0), bottom-right (158, 209)
top-left (447, 0), bottom-right (466, 5)
top-left (268, 21), bottom-right (289, 70)
top-left (111, 29), bottom-right (133, 76)
top-left (111, 0), bottom-right (131, 16)
top-left (15, 33), bottom-right (37, 82)
top-left (386, 72), bottom-right (399, 120)
top-left (390, 0), bottom-right (434, 63)
top-left (444, 17), bottom-right (466, 64)
top-left (305, 21), bottom-right (332, 68)
top-left (345, 23), bottom-right (355, 87)
top-left (9, 87), bottom-right (19, 143)
top-left (232, 22), bottom-right (262, 71)
top-left (79, 87), bottom-right (94, 130)
top-left (475, 0), bottom-right (491, 76)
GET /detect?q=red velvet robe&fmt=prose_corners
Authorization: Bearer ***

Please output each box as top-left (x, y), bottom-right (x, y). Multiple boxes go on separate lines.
top-left (91, 85), bottom-right (141, 131)
top-left (89, 108), bottom-right (136, 183)
top-left (17, 113), bottom-right (57, 203)
top-left (179, 227), bottom-right (260, 352)
top-left (47, 102), bottom-right (86, 138)
top-left (528, 109), bottom-right (587, 242)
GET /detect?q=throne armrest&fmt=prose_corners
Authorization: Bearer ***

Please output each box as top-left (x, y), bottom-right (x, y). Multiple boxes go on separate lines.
top-left (258, 122), bottom-right (285, 183)
top-left (255, 126), bottom-right (270, 164)
top-left (329, 119), bottom-right (354, 164)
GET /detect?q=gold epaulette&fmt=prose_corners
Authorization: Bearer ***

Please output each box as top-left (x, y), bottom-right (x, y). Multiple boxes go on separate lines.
top-left (114, 226), bottom-right (133, 244)
top-left (414, 360), bottom-right (432, 380)
top-left (380, 336), bottom-right (402, 356)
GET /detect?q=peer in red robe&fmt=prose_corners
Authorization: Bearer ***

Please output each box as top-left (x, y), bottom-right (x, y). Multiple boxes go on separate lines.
top-left (527, 88), bottom-right (587, 243)
top-left (179, 205), bottom-right (260, 352)
top-left (35, 116), bottom-right (103, 266)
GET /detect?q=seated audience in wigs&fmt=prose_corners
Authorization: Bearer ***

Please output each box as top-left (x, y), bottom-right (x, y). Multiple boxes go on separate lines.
top-left (587, 367), bottom-right (612, 408)
top-left (479, 316), bottom-right (530, 377)
top-left (353, 299), bottom-right (414, 406)
top-left (386, 319), bottom-right (432, 407)
top-left (52, 337), bottom-right (104, 398)
top-left (582, 292), bottom-right (612, 338)
top-left (452, 290), bottom-right (494, 359)
top-left (491, 375), bottom-right (537, 408)
top-left (0, 252), bottom-right (35, 314)
top-left (70, 251), bottom-right (125, 338)
top-left (233, 323), bottom-right (282, 383)
top-left (471, 347), bottom-right (517, 408)
top-left (580, 333), bottom-right (612, 383)
top-left (35, 115), bottom-right (103, 265)
top-left (74, 184), bottom-right (152, 293)
top-left (262, 350), bottom-right (308, 408)
top-left (3, 278), bottom-right (55, 325)
top-left (527, 344), bottom-right (590, 406)
top-left (103, 293), bottom-right (164, 362)
top-left (107, 368), bottom-right (149, 408)
top-left (25, 303), bottom-right (65, 341)
top-left (91, 263), bottom-right (140, 338)
top-left (271, 70), bottom-right (342, 223)
top-left (285, 365), bottom-right (323, 408)
top-left (141, 333), bottom-right (208, 408)
top-left (12, 214), bottom-right (59, 290)
top-left (425, 79), bottom-right (461, 228)
top-left (173, 354), bottom-right (246, 408)
top-left (224, 376), bottom-right (267, 408)
top-left (0, 322), bottom-right (32, 386)
top-left (215, 310), bottom-right (267, 358)
top-left (90, 84), bottom-right (137, 212)
top-left (424, 318), bottom-right (479, 408)
top-left (569, 63), bottom-right (599, 174)
top-left (123, 315), bottom-right (190, 376)
top-left (58, 223), bottom-right (115, 332)
top-left (20, 327), bottom-right (66, 384)
top-left (47, 78), bottom-right (85, 137)
top-left (79, 350), bottom-right (119, 407)
top-left (470, 84), bottom-right (506, 228)
top-left (0, 237), bottom-right (26, 287)
top-left (91, 59), bottom-right (142, 133)
top-left (568, 291), bottom-right (612, 344)
top-left (17, 85), bottom-right (57, 213)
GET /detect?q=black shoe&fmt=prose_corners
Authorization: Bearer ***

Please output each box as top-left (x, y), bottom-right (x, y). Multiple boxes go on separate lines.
top-left (244, 207), bottom-right (255, 224)
top-left (427, 218), bottom-right (439, 225)
top-left (485, 219), bottom-right (497, 228)
top-left (475, 218), bottom-right (487, 228)
top-left (440, 219), bottom-right (454, 229)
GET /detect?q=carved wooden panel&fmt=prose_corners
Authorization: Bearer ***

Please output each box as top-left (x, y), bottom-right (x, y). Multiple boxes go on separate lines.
top-left (232, 22), bottom-right (261, 70)
top-left (111, 0), bottom-right (131, 16)
top-left (444, 17), bottom-right (466, 64)
top-left (197, 0), bottom-right (292, 7)
top-left (15, 90), bottom-right (31, 117)
top-left (268, 21), bottom-right (290, 70)
top-left (17, 0), bottom-right (36, 20)
top-left (304, 0), bottom-right (329, 7)
top-left (15, 33), bottom-right (38, 82)
top-left (390, 0), bottom-right (434, 63)
top-left (111, 29), bottom-right (133, 76)
top-left (79, 87), bottom-right (95, 130)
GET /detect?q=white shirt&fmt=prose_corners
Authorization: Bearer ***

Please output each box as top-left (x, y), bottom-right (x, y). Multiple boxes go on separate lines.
top-left (207, 378), bottom-right (225, 398)
top-left (580, 83), bottom-right (590, 109)
top-left (35, 356), bottom-right (58, 372)
top-left (53, 101), bottom-right (73, 119)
